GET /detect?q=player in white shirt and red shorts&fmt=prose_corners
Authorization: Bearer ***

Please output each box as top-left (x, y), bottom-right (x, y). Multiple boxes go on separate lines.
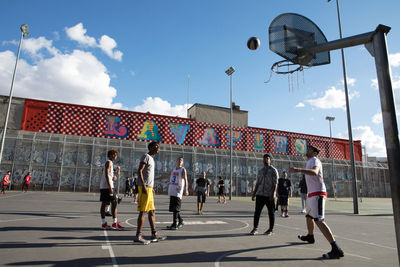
top-left (290, 145), bottom-right (344, 259)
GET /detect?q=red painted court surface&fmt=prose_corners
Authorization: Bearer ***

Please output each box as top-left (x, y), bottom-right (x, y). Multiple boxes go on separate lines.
top-left (0, 192), bottom-right (397, 267)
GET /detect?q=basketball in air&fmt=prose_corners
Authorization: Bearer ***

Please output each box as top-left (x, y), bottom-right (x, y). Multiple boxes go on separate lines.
top-left (247, 37), bottom-right (260, 50)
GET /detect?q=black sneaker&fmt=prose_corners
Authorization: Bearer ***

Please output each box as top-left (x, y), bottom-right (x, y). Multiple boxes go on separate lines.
top-left (166, 224), bottom-right (178, 230)
top-left (264, 229), bottom-right (273, 236)
top-left (249, 228), bottom-right (258, 235)
top-left (150, 232), bottom-right (167, 242)
top-left (298, 234), bottom-right (315, 244)
top-left (323, 248), bottom-right (344, 259)
top-left (177, 221), bottom-right (184, 228)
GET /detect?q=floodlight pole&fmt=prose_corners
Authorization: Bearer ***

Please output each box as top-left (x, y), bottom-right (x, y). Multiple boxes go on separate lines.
top-left (326, 116), bottom-right (335, 192)
top-left (300, 24), bottom-right (400, 262)
top-left (332, 0), bottom-right (358, 214)
top-left (0, 24), bottom-right (30, 167)
top-left (225, 67), bottom-right (235, 201)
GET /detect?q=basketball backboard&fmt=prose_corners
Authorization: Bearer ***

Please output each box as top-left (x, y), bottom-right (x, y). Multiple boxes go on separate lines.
top-left (269, 13), bottom-right (330, 66)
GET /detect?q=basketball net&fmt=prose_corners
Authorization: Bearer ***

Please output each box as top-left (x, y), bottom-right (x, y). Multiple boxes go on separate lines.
top-left (264, 59), bottom-right (307, 92)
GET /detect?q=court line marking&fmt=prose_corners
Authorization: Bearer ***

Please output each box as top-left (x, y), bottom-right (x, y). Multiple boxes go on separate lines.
top-left (0, 192), bottom-right (32, 199)
top-left (124, 218), bottom-right (249, 233)
top-left (275, 223), bottom-right (396, 250)
top-left (214, 245), bottom-right (372, 267)
top-left (102, 230), bottom-right (118, 267)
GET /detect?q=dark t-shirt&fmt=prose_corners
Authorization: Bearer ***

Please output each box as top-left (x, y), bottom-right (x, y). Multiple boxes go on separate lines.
top-left (299, 178), bottom-right (307, 194)
top-left (218, 180), bottom-right (224, 190)
top-left (196, 178), bottom-right (210, 193)
top-left (277, 178), bottom-right (291, 196)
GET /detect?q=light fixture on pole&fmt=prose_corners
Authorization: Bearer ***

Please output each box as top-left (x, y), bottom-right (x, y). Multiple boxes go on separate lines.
top-left (0, 24), bottom-right (30, 167)
top-left (328, 0), bottom-right (359, 214)
top-left (326, 116), bottom-right (335, 197)
top-left (225, 66), bottom-right (235, 201)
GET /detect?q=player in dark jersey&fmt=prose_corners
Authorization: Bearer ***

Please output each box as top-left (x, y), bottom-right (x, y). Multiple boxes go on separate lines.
top-left (217, 176), bottom-right (226, 204)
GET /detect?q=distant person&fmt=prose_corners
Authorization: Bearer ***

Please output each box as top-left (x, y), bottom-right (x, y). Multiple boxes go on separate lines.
top-left (290, 145), bottom-right (344, 259)
top-left (1, 171), bottom-right (11, 194)
top-left (22, 172), bottom-right (32, 192)
top-left (125, 177), bottom-right (130, 197)
top-left (299, 175), bottom-right (308, 213)
top-left (217, 176), bottom-right (226, 204)
top-left (135, 141), bottom-right (165, 244)
top-left (99, 149), bottom-right (124, 230)
top-left (277, 171), bottom-right (292, 217)
top-left (195, 171), bottom-right (210, 215)
top-left (249, 154), bottom-right (278, 236)
top-left (131, 175), bottom-right (138, 203)
top-left (167, 157), bottom-right (189, 230)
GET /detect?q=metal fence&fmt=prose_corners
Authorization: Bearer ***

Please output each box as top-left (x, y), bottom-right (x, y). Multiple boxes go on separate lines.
top-left (0, 130), bottom-right (390, 197)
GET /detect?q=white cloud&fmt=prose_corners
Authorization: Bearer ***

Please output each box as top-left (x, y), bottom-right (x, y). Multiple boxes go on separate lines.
top-left (372, 112), bottom-right (382, 124)
top-left (389, 53), bottom-right (400, 67)
top-left (295, 102), bottom-right (305, 108)
top-left (22, 37), bottom-right (59, 59)
top-left (0, 49), bottom-right (122, 109)
top-left (132, 97), bottom-right (190, 118)
top-left (99, 35), bottom-right (123, 61)
top-left (341, 77), bottom-right (356, 86)
top-left (371, 78), bottom-right (378, 89)
top-left (339, 126), bottom-right (386, 157)
top-left (65, 23), bottom-right (96, 47)
top-left (305, 86), bottom-right (359, 110)
top-left (65, 23), bottom-right (122, 61)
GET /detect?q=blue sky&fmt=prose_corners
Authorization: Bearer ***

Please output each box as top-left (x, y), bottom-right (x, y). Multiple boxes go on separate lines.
top-left (1, 0), bottom-right (400, 157)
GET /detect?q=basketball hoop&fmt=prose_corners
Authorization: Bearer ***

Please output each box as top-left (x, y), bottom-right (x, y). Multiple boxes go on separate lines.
top-left (271, 59), bottom-right (303, 74)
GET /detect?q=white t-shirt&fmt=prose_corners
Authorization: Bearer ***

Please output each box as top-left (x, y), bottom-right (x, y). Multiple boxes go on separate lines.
top-left (100, 160), bottom-right (114, 189)
top-left (137, 154), bottom-right (155, 188)
top-left (168, 167), bottom-right (185, 199)
top-left (305, 157), bottom-right (326, 195)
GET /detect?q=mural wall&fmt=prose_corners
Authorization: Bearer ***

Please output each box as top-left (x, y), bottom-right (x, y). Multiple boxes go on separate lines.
top-left (21, 99), bottom-right (362, 161)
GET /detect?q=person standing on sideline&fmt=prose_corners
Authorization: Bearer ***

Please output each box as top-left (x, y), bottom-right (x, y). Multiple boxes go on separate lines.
top-left (124, 177), bottom-right (130, 197)
top-left (290, 145), bottom-right (344, 259)
top-left (22, 172), bottom-right (32, 192)
top-left (217, 176), bottom-right (226, 204)
top-left (277, 171), bottom-right (292, 217)
top-left (100, 149), bottom-right (124, 230)
top-left (167, 157), bottom-right (189, 230)
top-left (195, 171), bottom-right (210, 215)
top-left (299, 175), bottom-right (308, 213)
top-left (1, 171), bottom-right (11, 194)
top-left (135, 141), bottom-right (165, 244)
top-left (250, 154), bottom-right (278, 236)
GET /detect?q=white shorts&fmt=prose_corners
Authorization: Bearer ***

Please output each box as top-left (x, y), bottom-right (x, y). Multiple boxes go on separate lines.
top-left (306, 195), bottom-right (326, 221)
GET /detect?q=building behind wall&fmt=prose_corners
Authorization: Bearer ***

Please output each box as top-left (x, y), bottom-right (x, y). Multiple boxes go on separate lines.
top-left (0, 95), bottom-right (389, 197)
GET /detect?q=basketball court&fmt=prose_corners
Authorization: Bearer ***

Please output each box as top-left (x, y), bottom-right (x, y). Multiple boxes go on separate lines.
top-left (0, 191), bottom-right (397, 266)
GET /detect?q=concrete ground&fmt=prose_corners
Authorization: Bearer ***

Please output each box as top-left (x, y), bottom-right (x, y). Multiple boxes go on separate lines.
top-left (0, 191), bottom-right (397, 267)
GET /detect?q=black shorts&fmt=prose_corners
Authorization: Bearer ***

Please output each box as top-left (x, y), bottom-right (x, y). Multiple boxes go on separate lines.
top-left (278, 195), bottom-right (289, 206)
top-left (218, 188), bottom-right (225, 196)
top-left (197, 191), bottom-right (206, 203)
top-left (169, 196), bottom-right (182, 212)
top-left (100, 189), bottom-right (117, 204)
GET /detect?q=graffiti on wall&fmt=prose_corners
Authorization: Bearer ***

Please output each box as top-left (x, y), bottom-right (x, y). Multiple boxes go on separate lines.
top-left (273, 135), bottom-right (288, 153)
top-left (226, 130), bottom-right (241, 147)
top-left (294, 138), bottom-right (307, 155)
top-left (137, 120), bottom-right (162, 141)
top-left (169, 123), bottom-right (190, 144)
top-left (104, 115), bottom-right (129, 138)
top-left (253, 133), bottom-right (264, 151)
top-left (198, 127), bottom-right (220, 146)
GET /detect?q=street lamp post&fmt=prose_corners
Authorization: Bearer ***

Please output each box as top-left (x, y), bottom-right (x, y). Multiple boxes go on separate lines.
top-left (0, 24), bottom-right (30, 167)
top-left (329, 0), bottom-right (359, 214)
top-left (225, 67), bottom-right (235, 201)
top-left (326, 116), bottom-right (335, 198)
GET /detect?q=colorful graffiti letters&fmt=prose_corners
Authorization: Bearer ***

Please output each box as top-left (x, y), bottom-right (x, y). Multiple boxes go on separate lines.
top-left (170, 123), bottom-right (190, 144)
top-left (199, 127), bottom-right (220, 146)
top-left (104, 115), bottom-right (129, 138)
top-left (138, 120), bottom-right (162, 141)
top-left (273, 135), bottom-right (288, 153)
top-left (295, 138), bottom-right (307, 155)
top-left (253, 133), bottom-right (264, 151)
top-left (226, 130), bottom-right (241, 147)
